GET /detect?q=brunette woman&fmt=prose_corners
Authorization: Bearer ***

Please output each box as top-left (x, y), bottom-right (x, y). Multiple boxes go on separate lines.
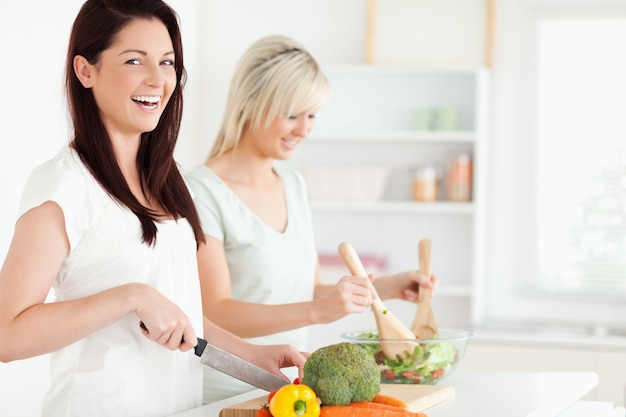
top-left (0, 2), bottom-right (305, 416)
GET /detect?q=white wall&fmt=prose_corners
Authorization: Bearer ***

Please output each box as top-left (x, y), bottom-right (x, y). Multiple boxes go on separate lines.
top-left (0, 1), bottom-right (485, 415)
top-left (0, 0), bottom-right (81, 258)
top-left (0, 2), bottom-right (81, 409)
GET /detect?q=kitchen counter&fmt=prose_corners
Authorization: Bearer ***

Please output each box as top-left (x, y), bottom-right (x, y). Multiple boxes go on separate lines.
top-left (425, 371), bottom-right (598, 417)
top-left (169, 371), bottom-right (602, 417)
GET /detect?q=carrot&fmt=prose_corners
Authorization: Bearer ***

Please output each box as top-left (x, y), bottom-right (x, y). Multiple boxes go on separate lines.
top-left (349, 401), bottom-right (410, 412)
top-left (372, 393), bottom-right (410, 408)
top-left (320, 404), bottom-right (428, 417)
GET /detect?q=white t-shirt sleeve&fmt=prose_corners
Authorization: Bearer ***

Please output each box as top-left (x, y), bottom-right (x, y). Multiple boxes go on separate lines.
top-left (18, 148), bottom-right (93, 251)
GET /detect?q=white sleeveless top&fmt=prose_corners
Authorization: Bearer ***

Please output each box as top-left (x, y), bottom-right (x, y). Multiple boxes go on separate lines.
top-left (19, 147), bottom-right (203, 417)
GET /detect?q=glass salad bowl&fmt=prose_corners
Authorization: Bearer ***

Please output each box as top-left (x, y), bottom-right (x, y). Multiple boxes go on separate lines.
top-left (341, 328), bottom-right (472, 385)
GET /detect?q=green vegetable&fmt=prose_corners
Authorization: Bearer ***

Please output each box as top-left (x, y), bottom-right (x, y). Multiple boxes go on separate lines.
top-left (302, 342), bottom-right (380, 406)
top-left (427, 341), bottom-right (456, 365)
top-left (356, 332), bottom-right (458, 384)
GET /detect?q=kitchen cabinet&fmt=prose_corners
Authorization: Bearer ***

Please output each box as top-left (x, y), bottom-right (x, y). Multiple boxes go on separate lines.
top-left (290, 64), bottom-right (490, 338)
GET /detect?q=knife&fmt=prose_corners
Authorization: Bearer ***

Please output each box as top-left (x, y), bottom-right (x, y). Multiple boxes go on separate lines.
top-left (140, 322), bottom-right (289, 391)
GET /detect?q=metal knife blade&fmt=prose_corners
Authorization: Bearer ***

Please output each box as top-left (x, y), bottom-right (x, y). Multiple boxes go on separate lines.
top-left (139, 322), bottom-right (288, 392)
top-left (194, 338), bottom-right (289, 392)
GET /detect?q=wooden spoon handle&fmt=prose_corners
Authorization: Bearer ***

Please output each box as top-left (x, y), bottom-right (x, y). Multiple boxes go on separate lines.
top-left (412, 238), bottom-right (439, 338)
top-left (337, 242), bottom-right (384, 312)
top-left (338, 242), bottom-right (369, 277)
top-left (418, 238), bottom-right (432, 302)
top-left (419, 238), bottom-right (432, 278)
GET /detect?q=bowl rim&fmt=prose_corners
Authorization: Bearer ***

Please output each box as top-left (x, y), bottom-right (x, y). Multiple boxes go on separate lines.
top-left (341, 327), bottom-right (473, 342)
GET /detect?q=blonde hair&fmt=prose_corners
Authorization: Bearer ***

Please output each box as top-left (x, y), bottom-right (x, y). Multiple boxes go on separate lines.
top-left (209, 35), bottom-right (331, 158)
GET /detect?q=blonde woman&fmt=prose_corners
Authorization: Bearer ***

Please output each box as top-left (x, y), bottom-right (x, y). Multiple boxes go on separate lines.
top-left (187, 35), bottom-right (437, 403)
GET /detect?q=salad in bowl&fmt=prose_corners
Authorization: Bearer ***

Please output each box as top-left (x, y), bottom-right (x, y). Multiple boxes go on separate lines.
top-left (341, 328), bottom-right (472, 384)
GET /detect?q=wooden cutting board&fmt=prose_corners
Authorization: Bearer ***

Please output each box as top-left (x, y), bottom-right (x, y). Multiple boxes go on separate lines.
top-left (219, 384), bottom-right (454, 417)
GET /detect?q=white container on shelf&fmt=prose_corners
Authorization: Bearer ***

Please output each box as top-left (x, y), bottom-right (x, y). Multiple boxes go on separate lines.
top-left (301, 166), bottom-right (390, 202)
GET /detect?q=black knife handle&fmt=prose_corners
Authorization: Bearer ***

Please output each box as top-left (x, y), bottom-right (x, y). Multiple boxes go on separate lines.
top-left (194, 338), bottom-right (207, 357)
top-left (139, 321), bottom-right (205, 357)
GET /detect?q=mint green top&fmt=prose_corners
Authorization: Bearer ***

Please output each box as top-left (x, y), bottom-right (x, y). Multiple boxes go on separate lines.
top-left (185, 163), bottom-right (317, 403)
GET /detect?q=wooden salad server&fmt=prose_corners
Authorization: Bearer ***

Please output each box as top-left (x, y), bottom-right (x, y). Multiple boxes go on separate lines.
top-left (411, 238), bottom-right (439, 338)
top-left (338, 242), bottom-right (417, 359)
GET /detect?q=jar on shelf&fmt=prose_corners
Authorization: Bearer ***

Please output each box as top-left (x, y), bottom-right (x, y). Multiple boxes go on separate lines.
top-left (446, 154), bottom-right (472, 201)
top-left (412, 166), bottom-right (439, 202)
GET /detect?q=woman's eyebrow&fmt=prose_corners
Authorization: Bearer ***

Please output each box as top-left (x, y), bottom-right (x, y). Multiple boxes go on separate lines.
top-left (118, 49), bottom-right (175, 56)
top-left (119, 49), bottom-right (148, 56)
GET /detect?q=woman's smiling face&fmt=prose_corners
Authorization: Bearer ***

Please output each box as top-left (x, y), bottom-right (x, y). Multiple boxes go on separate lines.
top-left (244, 111), bottom-right (317, 160)
top-left (80, 18), bottom-right (176, 140)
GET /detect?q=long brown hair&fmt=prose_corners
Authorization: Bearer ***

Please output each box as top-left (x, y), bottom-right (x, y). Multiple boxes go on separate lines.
top-left (65, 0), bottom-right (204, 247)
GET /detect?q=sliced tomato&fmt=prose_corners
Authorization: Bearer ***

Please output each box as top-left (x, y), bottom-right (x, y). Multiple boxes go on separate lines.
top-left (382, 370), bottom-right (396, 380)
top-left (431, 369), bottom-right (445, 380)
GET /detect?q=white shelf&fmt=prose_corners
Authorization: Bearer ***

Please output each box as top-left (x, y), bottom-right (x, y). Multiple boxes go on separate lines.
top-left (309, 130), bottom-right (477, 143)
top-left (310, 201), bottom-right (474, 214)
top-left (298, 64), bottom-right (490, 329)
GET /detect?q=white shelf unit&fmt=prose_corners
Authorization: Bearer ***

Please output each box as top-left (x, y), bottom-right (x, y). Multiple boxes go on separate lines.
top-left (293, 63), bottom-right (490, 336)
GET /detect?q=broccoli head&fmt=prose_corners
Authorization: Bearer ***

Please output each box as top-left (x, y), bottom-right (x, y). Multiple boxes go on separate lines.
top-left (302, 342), bottom-right (380, 405)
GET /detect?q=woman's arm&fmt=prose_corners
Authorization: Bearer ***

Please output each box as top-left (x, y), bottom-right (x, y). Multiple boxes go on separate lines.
top-left (314, 266), bottom-right (437, 303)
top-left (0, 202), bottom-right (196, 362)
top-left (372, 270), bottom-right (438, 301)
top-left (197, 237), bottom-right (377, 338)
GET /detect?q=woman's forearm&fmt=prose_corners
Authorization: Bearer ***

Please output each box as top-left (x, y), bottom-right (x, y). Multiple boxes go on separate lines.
top-left (0, 283), bottom-right (141, 362)
top-left (204, 298), bottom-right (319, 339)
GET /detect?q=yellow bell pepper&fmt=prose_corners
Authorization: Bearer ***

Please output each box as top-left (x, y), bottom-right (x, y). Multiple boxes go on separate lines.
top-left (269, 384), bottom-right (320, 417)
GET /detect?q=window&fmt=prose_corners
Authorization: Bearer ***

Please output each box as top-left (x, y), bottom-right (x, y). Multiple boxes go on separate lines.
top-left (537, 18), bottom-right (626, 296)
top-left (484, 3), bottom-right (626, 331)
